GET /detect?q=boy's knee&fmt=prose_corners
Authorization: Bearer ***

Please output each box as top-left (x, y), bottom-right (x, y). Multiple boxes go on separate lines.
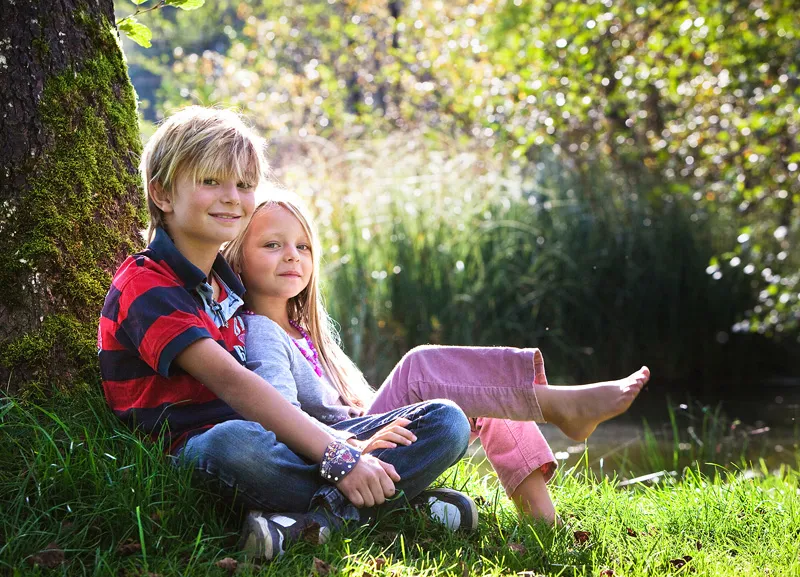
top-left (183, 420), bottom-right (277, 471)
top-left (424, 399), bottom-right (471, 451)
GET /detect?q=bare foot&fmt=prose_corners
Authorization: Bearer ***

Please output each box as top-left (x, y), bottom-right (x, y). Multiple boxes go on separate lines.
top-left (536, 366), bottom-right (650, 441)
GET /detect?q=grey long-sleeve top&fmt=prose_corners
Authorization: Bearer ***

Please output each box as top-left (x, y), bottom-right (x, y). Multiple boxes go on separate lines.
top-left (242, 313), bottom-right (361, 441)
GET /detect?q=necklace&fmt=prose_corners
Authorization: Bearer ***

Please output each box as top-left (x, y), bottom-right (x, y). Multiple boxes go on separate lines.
top-left (288, 319), bottom-right (324, 378)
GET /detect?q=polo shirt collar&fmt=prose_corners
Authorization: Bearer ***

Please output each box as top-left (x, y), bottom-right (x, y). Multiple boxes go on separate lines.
top-left (149, 228), bottom-right (245, 297)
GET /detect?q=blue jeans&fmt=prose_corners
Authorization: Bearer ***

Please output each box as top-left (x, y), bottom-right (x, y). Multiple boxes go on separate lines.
top-left (177, 400), bottom-right (471, 523)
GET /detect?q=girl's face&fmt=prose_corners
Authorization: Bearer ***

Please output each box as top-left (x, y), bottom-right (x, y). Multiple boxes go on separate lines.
top-left (239, 206), bottom-right (313, 301)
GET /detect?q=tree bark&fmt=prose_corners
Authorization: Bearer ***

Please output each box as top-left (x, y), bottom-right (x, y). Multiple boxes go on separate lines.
top-left (0, 0), bottom-right (145, 396)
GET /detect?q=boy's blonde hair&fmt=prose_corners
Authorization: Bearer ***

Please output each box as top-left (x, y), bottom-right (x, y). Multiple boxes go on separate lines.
top-left (224, 191), bottom-right (375, 409)
top-left (141, 106), bottom-right (268, 242)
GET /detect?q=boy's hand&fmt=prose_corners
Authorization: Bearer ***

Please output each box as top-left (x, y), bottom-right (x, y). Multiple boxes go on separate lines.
top-left (336, 454), bottom-right (400, 507)
top-left (346, 418), bottom-right (416, 454)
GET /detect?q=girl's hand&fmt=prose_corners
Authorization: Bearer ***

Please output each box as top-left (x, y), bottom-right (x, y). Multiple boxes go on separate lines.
top-left (336, 453), bottom-right (400, 507)
top-left (347, 418), bottom-right (417, 454)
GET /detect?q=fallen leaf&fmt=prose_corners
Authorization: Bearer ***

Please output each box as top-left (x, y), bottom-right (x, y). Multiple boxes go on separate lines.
top-left (301, 521), bottom-right (323, 545)
top-left (509, 542), bottom-right (527, 555)
top-left (313, 557), bottom-right (333, 576)
top-left (27, 542), bottom-right (65, 569)
top-left (215, 557), bottom-right (238, 574)
top-left (361, 572), bottom-right (374, 577)
top-left (668, 555), bottom-right (693, 570)
top-left (374, 558), bottom-right (387, 570)
top-left (474, 496), bottom-right (488, 507)
top-left (696, 540), bottom-right (702, 551)
top-left (116, 538), bottom-right (142, 557)
top-left (600, 570), bottom-right (615, 577)
top-left (573, 530), bottom-right (591, 544)
top-left (626, 528), bottom-right (638, 537)
top-left (460, 560), bottom-right (469, 577)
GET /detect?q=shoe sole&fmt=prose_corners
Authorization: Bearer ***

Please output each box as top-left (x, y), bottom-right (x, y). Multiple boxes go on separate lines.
top-left (426, 488), bottom-right (479, 531)
top-left (239, 510), bottom-right (277, 560)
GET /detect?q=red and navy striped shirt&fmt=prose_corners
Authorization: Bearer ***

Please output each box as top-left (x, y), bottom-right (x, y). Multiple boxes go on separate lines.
top-left (98, 228), bottom-right (247, 452)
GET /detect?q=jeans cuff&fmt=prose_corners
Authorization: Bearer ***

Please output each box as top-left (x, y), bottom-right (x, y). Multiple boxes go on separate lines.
top-left (311, 484), bottom-right (360, 523)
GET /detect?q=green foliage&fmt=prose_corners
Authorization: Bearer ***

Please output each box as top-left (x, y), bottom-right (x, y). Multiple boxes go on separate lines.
top-left (116, 0), bottom-right (206, 47)
top-left (127, 0), bottom-right (800, 334)
top-left (1, 391), bottom-right (798, 575)
top-left (118, 17), bottom-right (153, 47)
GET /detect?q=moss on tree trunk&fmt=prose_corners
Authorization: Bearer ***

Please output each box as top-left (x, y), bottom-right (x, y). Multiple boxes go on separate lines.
top-left (0, 1), bottom-right (146, 397)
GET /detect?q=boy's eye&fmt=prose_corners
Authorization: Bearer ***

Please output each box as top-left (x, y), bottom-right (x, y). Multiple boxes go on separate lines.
top-left (265, 242), bottom-right (280, 249)
top-left (201, 178), bottom-right (219, 186)
top-left (298, 244), bottom-right (311, 251)
top-left (237, 182), bottom-right (254, 190)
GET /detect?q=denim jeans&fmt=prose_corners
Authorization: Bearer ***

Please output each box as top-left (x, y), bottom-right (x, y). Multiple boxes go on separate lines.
top-left (177, 399), bottom-right (470, 523)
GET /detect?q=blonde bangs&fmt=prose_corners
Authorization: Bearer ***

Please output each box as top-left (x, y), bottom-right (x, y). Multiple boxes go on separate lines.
top-left (143, 107), bottom-right (267, 241)
top-left (173, 127), bottom-right (263, 190)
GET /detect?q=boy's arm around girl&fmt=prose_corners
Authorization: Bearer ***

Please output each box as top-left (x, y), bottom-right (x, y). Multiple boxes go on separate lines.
top-left (173, 337), bottom-right (399, 507)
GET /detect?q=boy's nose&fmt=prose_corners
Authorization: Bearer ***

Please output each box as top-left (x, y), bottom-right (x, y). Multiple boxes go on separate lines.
top-left (221, 183), bottom-right (240, 204)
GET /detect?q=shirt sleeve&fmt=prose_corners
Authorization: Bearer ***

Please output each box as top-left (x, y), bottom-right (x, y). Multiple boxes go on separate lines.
top-left (244, 315), bottom-right (353, 442)
top-left (114, 269), bottom-right (214, 377)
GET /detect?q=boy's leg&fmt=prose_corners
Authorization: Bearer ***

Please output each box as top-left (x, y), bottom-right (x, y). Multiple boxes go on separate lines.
top-left (177, 419), bottom-right (359, 525)
top-left (332, 400), bottom-right (471, 503)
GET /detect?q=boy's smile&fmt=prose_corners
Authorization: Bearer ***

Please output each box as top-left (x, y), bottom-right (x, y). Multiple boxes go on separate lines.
top-left (157, 175), bottom-right (255, 265)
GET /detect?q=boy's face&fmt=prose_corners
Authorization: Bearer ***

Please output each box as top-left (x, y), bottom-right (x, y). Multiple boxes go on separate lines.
top-left (239, 206), bottom-right (313, 302)
top-left (159, 174), bottom-right (256, 252)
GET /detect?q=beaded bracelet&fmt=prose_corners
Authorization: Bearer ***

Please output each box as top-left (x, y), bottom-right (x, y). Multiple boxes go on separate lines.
top-left (320, 440), bottom-right (361, 483)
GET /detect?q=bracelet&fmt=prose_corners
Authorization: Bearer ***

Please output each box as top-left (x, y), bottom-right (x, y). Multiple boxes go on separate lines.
top-left (320, 440), bottom-right (361, 483)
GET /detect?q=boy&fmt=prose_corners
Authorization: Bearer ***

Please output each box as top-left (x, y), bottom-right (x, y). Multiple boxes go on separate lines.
top-left (98, 107), bottom-right (476, 561)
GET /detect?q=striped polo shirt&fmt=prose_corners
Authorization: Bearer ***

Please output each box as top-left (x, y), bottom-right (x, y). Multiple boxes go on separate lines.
top-left (98, 227), bottom-right (247, 452)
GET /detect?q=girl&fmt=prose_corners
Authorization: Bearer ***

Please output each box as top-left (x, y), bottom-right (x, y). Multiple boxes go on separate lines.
top-left (224, 192), bottom-right (650, 524)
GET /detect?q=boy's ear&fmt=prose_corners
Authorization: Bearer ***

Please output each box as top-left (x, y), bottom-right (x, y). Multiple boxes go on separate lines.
top-left (149, 181), bottom-right (174, 213)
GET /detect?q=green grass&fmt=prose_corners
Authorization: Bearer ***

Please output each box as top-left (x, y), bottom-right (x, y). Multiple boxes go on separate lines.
top-left (2, 391), bottom-right (799, 576)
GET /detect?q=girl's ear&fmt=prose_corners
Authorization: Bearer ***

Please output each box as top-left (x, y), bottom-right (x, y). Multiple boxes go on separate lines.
top-left (149, 182), bottom-right (174, 213)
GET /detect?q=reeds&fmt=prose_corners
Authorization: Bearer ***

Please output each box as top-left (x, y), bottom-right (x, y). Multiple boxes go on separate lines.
top-left (271, 137), bottom-right (759, 386)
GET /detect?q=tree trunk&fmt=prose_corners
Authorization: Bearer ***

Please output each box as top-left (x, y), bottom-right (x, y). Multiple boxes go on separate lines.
top-left (0, 0), bottom-right (145, 397)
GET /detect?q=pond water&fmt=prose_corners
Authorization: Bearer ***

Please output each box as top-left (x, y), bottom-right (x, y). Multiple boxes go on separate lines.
top-left (468, 381), bottom-right (800, 482)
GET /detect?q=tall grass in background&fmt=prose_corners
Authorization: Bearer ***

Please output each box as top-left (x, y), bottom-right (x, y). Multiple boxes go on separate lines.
top-left (271, 136), bottom-right (761, 387)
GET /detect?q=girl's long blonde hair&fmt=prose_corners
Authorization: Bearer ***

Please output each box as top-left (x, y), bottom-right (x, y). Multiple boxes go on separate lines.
top-left (224, 191), bottom-right (374, 409)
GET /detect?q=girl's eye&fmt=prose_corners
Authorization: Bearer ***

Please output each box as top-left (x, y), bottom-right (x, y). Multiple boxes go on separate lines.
top-left (298, 244), bottom-right (311, 251)
top-left (265, 242), bottom-right (280, 249)
top-left (201, 178), bottom-right (219, 186)
top-left (237, 182), bottom-right (253, 190)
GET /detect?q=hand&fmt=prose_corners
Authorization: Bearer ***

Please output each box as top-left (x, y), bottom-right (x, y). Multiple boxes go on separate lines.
top-left (336, 453), bottom-right (400, 507)
top-left (347, 418), bottom-right (417, 454)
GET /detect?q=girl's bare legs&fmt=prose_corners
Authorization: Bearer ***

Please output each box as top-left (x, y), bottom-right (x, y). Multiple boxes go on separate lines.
top-left (536, 366), bottom-right (651, 441)
top-left (510, 469), bottom-right (556, 524)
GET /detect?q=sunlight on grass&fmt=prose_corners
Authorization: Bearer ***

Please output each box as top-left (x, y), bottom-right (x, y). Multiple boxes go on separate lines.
top-left (2, 391), bottom-right (798, 576)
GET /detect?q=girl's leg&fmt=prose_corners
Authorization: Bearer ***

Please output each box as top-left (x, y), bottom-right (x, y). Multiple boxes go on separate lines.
top-left (369, 345), bottom-right (545, 422)
top-left (370, 345), bottom-right (650, 441)
top-left (474, 417), bottom-right (557, 523)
